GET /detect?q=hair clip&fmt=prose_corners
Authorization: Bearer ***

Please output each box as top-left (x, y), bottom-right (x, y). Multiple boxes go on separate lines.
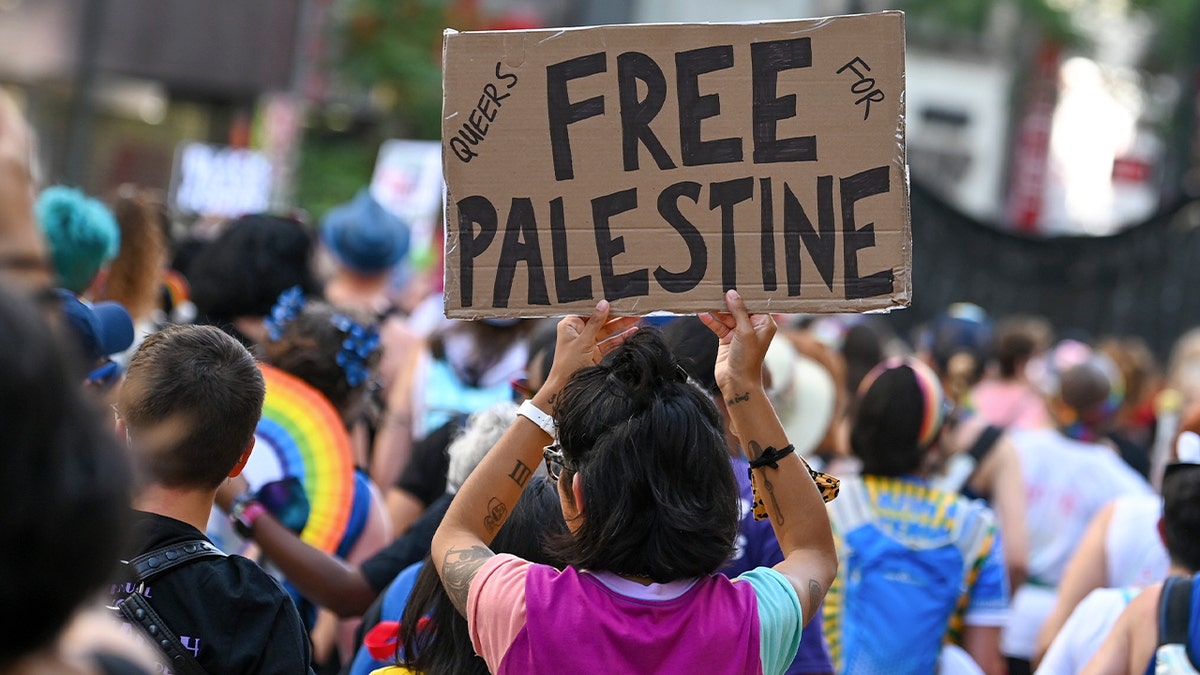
top-left (266, 286), bottom-right (306, 341)
top-left (332, 313), bottom-right (380, 387)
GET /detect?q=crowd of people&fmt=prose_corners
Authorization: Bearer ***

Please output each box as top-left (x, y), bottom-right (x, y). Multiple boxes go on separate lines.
top-left (5, 90), bottom-right (1200, 675)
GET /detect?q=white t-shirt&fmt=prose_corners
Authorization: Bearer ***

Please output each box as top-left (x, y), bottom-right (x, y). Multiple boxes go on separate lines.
top-left (1002, 428), bottom-right (1152, 658)
top-left (1106, 492), bottom-right (1168, 588)
top-left (1035, 587), bottom-right (1137, 675)
top-left (1010, 428), bottom-right (1152, 585)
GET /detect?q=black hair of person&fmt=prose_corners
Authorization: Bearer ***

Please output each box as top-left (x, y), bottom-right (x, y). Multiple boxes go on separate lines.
top-left (188, 214), bottom-right (320, 342)
top-left (0, 282), bottom-right (133, 666)
top-left (994, 315), bottom-right (1052, 379)
top-left (1161, 466), bottom-right (1200, 571)
top-left (550, 327), bottom-right (738, 582)
top-left (850, 363), bottom-right (931, 477)
top-left (661, 315), bottom-right (720, 394)
top-left (398, 476), bottom-right (567, 675)
top-left (261, 300), bottom-right (380, 422)
top-left (842, 321), bottom-right (886, 394)
top-left (120, 324), bottom-right (265, 489)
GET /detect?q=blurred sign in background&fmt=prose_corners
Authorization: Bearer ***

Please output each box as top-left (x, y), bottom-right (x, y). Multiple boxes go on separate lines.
top-left (369, 139), bottom-right (441, 264)
top-left (171, 142), bottom-right (273, 219)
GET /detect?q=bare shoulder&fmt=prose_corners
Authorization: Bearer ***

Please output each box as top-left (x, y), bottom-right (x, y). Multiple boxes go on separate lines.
top-left (1125, 582), bottom-right (1165, 671)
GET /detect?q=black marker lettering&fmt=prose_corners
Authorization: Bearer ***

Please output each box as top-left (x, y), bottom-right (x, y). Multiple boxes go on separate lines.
top-left (654, 181), bottom-right (706, 293)
top-left (546, 52), bottom-right (607, 181)
top-left (783, 176), bottom-right (836, 295)
top-left (495, 61), bottom-right (518, 90)
top-left (592, 188), bottom-right (649, 300)
top-left (618, 51), bottom-right (676, 173)
top-left (709, 176), bottom-right (754, 291)
top-left (492, 198), bottom-right (549, 308)
top-left (676, 45), bottom-right (742, 166)
top-left (760, 177), bottom-right (776, 291)
top-left (456, 196), bottom-right (497, 307)
top-left (549, 197), bottom-right (593, 303)
top-left (841, 166), bottom-right (893, 299)
top-left (751, 38), bottom-right (816, 163)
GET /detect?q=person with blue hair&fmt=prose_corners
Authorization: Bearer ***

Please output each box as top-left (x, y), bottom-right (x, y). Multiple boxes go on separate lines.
top-left (35, 185), bottom-right (119, 295)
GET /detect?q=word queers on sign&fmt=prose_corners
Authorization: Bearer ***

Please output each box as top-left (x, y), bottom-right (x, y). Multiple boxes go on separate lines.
top-left (442, 14), bottom-right (909, 317)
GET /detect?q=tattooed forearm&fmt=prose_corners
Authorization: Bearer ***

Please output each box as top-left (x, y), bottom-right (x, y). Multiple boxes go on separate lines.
top-left (746, 441), bottom-right (783, 522)
top-left (762, 473), bottom-right (784, 525)
top-left (726, 391), bottom-right (751, 406)
top-left (483, 497), bottom-right (508, 534)
top-left (508, 459), bottom-right (533, 487)
top-left (441, 545), bottom-right (494, 615)
top-left (808, 580), bottom-right (823, 619)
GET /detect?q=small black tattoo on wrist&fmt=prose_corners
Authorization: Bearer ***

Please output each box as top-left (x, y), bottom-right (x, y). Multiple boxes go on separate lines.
top-left (726, 391), bottom-right (750, 406)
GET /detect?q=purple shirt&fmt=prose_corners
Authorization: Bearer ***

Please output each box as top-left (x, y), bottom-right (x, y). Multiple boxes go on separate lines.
top-left (725, 456), bottom-right (833, 674)
top-left (469, 554), bottom-right (802, 674)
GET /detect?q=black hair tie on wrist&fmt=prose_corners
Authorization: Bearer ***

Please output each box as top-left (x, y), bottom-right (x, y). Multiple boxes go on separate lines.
top-left (748, 444), bottom-right (795, 470)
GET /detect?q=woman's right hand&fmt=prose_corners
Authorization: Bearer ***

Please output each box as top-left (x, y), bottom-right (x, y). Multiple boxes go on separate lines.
top-left (700, 289), bottom-right (776, 395)
top-left (534, 300), bottom-right (639, 408)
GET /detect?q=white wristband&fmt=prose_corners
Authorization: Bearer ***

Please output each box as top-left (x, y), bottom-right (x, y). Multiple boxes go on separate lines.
top-left (518, 399), bottom-right (556, 438)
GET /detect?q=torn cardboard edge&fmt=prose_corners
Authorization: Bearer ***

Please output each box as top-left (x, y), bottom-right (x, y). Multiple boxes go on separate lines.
top-left (442, 11), bottom-right (911, 319)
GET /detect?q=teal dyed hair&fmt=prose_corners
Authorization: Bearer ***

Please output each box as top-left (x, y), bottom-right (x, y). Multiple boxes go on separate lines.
top-left (36, 186), bottom-right (120, 294)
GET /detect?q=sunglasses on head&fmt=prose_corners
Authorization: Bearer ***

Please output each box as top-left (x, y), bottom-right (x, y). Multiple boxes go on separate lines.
top-left (543, 442), bottom-right (569, 481)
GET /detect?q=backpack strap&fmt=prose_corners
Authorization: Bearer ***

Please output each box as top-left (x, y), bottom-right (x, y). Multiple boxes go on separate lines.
top-left (1160, 575), bottom-right (1194, 648)
top-left (119, 594), bottom-right (209, 675)
top-left (120, 539), bottom-right (226, 674)
top-left (967, 425), bottom-right (1004, 463)
top-left (127, 539), bottom-right (226, 583)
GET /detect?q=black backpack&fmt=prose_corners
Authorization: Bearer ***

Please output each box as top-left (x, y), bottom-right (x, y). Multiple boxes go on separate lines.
top-left (115, 540), bottom-right (226, 675)
top-left (1150, 575), bottom-right (1200, 674)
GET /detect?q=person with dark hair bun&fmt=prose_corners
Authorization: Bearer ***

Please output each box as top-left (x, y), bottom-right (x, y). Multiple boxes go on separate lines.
top-left (431, 291), bottom-right (838, 674)
top-left (827, 358), bottom-right (1010, 675)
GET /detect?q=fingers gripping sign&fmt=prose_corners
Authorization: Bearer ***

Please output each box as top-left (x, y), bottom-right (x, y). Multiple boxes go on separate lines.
top-left (547, 300), bottom-right (641, 391)
top-left (701, 289), bottom-right (776, 392)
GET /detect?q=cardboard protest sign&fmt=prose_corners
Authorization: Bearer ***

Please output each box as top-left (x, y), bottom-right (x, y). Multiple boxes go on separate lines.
top-left (442, 11), bottom-right (910, 318)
